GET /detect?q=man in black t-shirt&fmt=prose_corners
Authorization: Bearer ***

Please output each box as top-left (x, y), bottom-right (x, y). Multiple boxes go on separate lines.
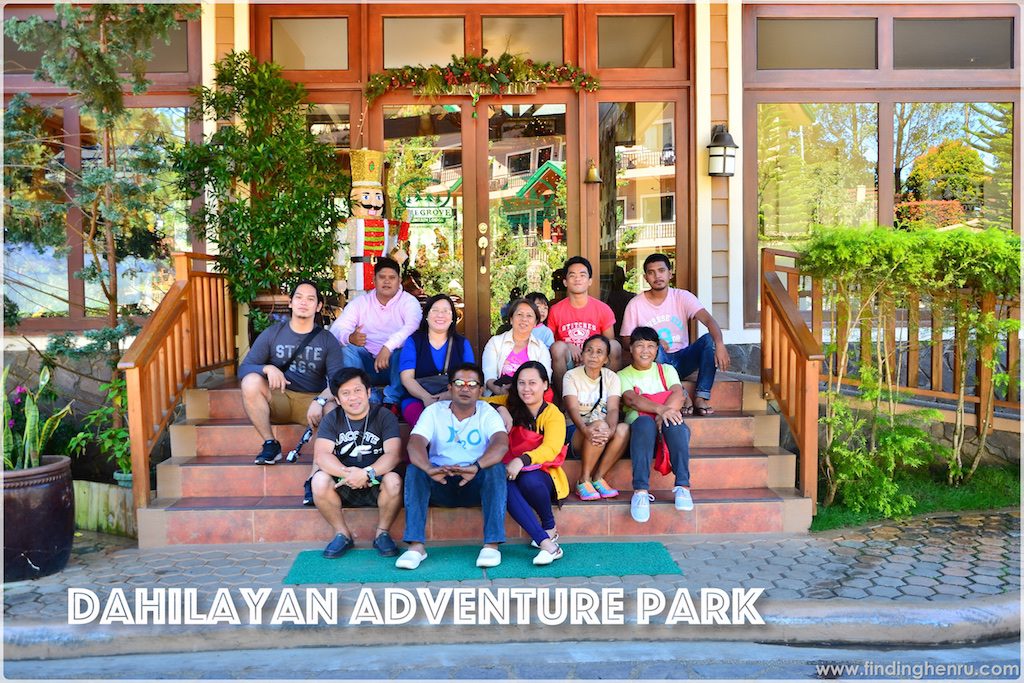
top-left (312, 368), bottom-right (403, 558)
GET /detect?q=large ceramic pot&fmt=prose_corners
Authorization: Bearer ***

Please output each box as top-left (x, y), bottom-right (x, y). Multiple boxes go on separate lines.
top-left (3, 455), bottom-right (75, 582)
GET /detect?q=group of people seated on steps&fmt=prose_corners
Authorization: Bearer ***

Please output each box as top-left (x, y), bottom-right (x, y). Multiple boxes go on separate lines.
top-left (237, 253), bottom-right (731, 570)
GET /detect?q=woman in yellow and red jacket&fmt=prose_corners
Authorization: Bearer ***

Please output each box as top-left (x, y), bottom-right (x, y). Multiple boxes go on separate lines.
top-left (500, 360), bottom-right (568, 566)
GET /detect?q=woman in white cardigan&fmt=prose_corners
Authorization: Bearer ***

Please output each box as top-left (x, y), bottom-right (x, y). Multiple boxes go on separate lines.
top-left (481, 299), bottom-right (553, 397)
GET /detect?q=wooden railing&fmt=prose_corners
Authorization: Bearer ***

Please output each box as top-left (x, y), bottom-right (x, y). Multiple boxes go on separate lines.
top-left (119, 253), bottom-right (236, 510)
top-left (760, 252), bottom-right (825, 508)
top-left (762, 248), bottom-right (1021, 420)
top-left (761, 247), bottom-right (1020, 511)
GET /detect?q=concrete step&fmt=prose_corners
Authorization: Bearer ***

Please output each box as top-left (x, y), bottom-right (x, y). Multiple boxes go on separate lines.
top-left (172, 411), bottom-right (767, 459)
top-left (158, 447), bottom-right (796, 500)
top-left (136, 487), bottom-right (813, 547)
top-left (187, 379), bottom-right (749, 421)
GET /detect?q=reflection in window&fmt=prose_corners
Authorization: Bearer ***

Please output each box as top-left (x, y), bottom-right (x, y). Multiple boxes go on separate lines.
top-left (3, 102), bottom-right (70, 319)
top-left (80, 108), bottom-right (187, 315)
top-left (487, 104), bottom-right (567, 332)
top-left (757, 103), bottom-right (878, 248)
top-left (895, 102), bottom-right (1013, 230)
top-left (384, 18), bottom-right (463, 69)
top-left (598, 102), bottom-right (677, 304)
top-left (383, 105), bottom-right (464, 315)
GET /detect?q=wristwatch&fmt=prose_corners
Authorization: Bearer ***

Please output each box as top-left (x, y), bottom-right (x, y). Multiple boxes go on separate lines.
top-left (314, 397), bottom-right (329, 407)
top-left (363, 466), bottom-right (379, 486)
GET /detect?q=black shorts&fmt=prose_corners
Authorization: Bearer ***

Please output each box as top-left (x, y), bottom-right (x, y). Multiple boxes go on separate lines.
top-left (333, 478), bottom-right (381, 508)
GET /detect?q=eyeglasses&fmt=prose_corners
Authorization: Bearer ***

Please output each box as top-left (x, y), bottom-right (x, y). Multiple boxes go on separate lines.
top-left (451, 379), bottom-right (482, 388)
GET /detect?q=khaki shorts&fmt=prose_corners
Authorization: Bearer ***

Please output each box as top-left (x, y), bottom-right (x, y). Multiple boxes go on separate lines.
top-left (269, 389), bottom-right (318, 425)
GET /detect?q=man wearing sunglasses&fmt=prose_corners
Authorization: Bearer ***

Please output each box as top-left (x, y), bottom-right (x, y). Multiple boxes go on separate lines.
top-left (396, 363), bottom-right (509, 570)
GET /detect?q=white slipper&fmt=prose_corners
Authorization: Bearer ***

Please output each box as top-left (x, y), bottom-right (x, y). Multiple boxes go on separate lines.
top-left (533, 545), bottom-right (564, 566)
top-left (475, 547), bottom-right (502, 568)
top-left (395, 549), bottom-right (427, 570)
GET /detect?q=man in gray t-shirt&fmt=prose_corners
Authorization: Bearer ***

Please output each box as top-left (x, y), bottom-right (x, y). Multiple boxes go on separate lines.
top-left (238, 281), bottom-right (344, 465)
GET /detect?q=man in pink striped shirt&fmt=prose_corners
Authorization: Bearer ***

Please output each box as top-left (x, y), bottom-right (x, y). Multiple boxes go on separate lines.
top-left (329, 258), bottom-right (422, 412)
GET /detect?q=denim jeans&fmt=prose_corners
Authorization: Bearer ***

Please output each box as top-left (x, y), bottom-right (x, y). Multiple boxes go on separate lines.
top-left (506, 469), bottom-right (556, 546)
top-left (629, 415), bottom-right (691, 490)
top-left (402, 462), bottom-right (508, 544)
top-left (658, 332), bottom-right (717, 400)
top-left (341, 344), bottom-right (404, 404)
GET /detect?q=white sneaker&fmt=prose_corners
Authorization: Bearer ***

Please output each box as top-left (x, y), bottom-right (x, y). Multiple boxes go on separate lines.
top-left (674, 486), bottom-right (694, 511)
top-left (630, 491), bottom-right (655, 523)
top-left (476, 547), bottom-right (502, 568)
top-left (395, 550), bottom-right (427, 570)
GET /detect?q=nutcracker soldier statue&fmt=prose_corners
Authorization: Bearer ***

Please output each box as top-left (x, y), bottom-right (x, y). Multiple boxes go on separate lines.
top-left (333, 148), bottom-right (409, 298)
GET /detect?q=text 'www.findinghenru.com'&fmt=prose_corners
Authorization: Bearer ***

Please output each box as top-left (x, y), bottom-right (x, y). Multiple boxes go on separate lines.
top-left (814, 660), bottom-right (1020, 680)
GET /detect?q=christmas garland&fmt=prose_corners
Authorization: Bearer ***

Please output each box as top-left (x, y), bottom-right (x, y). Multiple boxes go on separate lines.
top-left (365, 53), bottom-right (599, 107)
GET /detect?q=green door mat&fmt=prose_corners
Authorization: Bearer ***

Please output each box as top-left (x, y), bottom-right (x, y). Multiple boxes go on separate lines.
top-left (284, 542), bottom-right (681, 585)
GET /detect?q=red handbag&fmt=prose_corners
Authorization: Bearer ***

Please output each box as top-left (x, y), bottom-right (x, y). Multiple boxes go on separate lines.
top-left (504, 425), bottom-right (568, 472)
top-left (634, 364), bottom-right (674, 476)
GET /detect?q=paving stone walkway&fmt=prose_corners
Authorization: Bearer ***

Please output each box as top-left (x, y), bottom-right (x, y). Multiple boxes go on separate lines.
top-left (4, 509), bottom-right (1018, 625)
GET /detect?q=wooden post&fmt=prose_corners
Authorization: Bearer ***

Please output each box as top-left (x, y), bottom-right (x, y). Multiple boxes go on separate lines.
top-left (801, 358), bottom-right (820, 507)
top-left (124, 367), bottom-right (150, 510)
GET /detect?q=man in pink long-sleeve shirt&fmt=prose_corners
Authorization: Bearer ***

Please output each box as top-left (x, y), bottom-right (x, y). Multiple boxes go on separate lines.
top-left (329, 257), bottom-right (422, 411)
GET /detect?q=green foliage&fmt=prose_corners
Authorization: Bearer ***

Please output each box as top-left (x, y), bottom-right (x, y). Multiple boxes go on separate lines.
top-left (3, 366), bottom-right (73, 470)
top-left (365, 53), bottom-right (599, 107)
top-left (818, 385), bottom-right (942, 518)
top-left (799, 226), bottom-right (1020, 298)
top-left (4, 295), bottom-right (20, 332)
top-left (173, 52), bottom-right (347, 305)
top-left (811, 466), bottom-right (1020, 532)
top-left (67, 378), bottom-right (131, 474)
top-left (248, 308), bottom-right (273, 336)
top-left (906, 140), bottom-right (987, 210)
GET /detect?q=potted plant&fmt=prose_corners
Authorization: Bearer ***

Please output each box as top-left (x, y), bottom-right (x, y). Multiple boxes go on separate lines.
top-left (173, 51), bottom-right (348, 338)
top-left (3, 367), bottom-right (74, 582)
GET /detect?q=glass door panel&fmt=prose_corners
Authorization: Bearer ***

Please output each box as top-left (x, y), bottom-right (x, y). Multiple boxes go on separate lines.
top-left (597, 101), bottom-right (677, 329)
top-left (383, 104), bottom-right (467, 331)
top-left (485, 103), bottom-right (568, 332)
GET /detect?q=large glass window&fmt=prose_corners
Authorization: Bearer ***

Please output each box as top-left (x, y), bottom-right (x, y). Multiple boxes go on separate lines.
top-left (272, 18), bottom-right (348, 71)
top-left (597, 16), bottom-right (674, 69)
top-left (4, 105), bottom-right (70, 320)
top-left (757, 103), bottom-right (878, 249)
top-left (80, 108), bottom-right (187, 316)
top-left (482, 16), bottom-right (562, 64)
top-left (756, 18), bottom-right (877, 70)
top-left (894, 102), bottom-right (1013, 230)
top-left (598, 102), bottom-right (677, 314)
top-left (383, 18), bottom-right (463, 69)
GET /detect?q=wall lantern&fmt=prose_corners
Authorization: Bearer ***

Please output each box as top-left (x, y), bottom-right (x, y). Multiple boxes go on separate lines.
top-left (583, 159), bottom-right (603, 184)
top-left (707, 124), bottom-right (738, 177)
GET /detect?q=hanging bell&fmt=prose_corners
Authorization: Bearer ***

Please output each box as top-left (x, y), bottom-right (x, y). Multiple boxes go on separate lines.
top-left (583, 159), bottom-right (603, 184)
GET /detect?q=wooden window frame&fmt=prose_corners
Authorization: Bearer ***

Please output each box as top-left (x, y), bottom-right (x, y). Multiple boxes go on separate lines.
top-left (3, 92), bottom-right (200, 333)
top-left (4, 6), bottom-right (202, 95)
top-left (253, 4), bottom-right (363, 88)
top-left (583, 4), bottom-right (691, 85)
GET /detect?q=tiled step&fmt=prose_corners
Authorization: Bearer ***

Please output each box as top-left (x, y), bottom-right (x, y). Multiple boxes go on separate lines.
top-left (189, 378), bottom-right (748, 421)
top-left (160, 447), bottom-right (796, 499)
top-left (172, 411), bottom-right (764, 458)
top-left (137, 487), bottom-right (812, 547)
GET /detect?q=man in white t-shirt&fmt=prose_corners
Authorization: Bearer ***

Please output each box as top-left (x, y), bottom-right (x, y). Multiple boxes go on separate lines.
top-left (619, 253), bottom-right (730, 415)
top-left (395, 363), bottom-right (509, 570)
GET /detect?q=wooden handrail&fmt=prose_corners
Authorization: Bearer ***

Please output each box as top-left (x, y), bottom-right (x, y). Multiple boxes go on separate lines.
top-left (763, 273), bottom-right (824, 362)
top-left (119, 252), bottom-right (236, 511)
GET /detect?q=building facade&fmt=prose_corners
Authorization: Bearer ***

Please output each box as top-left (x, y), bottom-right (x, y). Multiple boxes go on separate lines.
top-left (4, 2), bottom-right (1020, 356)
